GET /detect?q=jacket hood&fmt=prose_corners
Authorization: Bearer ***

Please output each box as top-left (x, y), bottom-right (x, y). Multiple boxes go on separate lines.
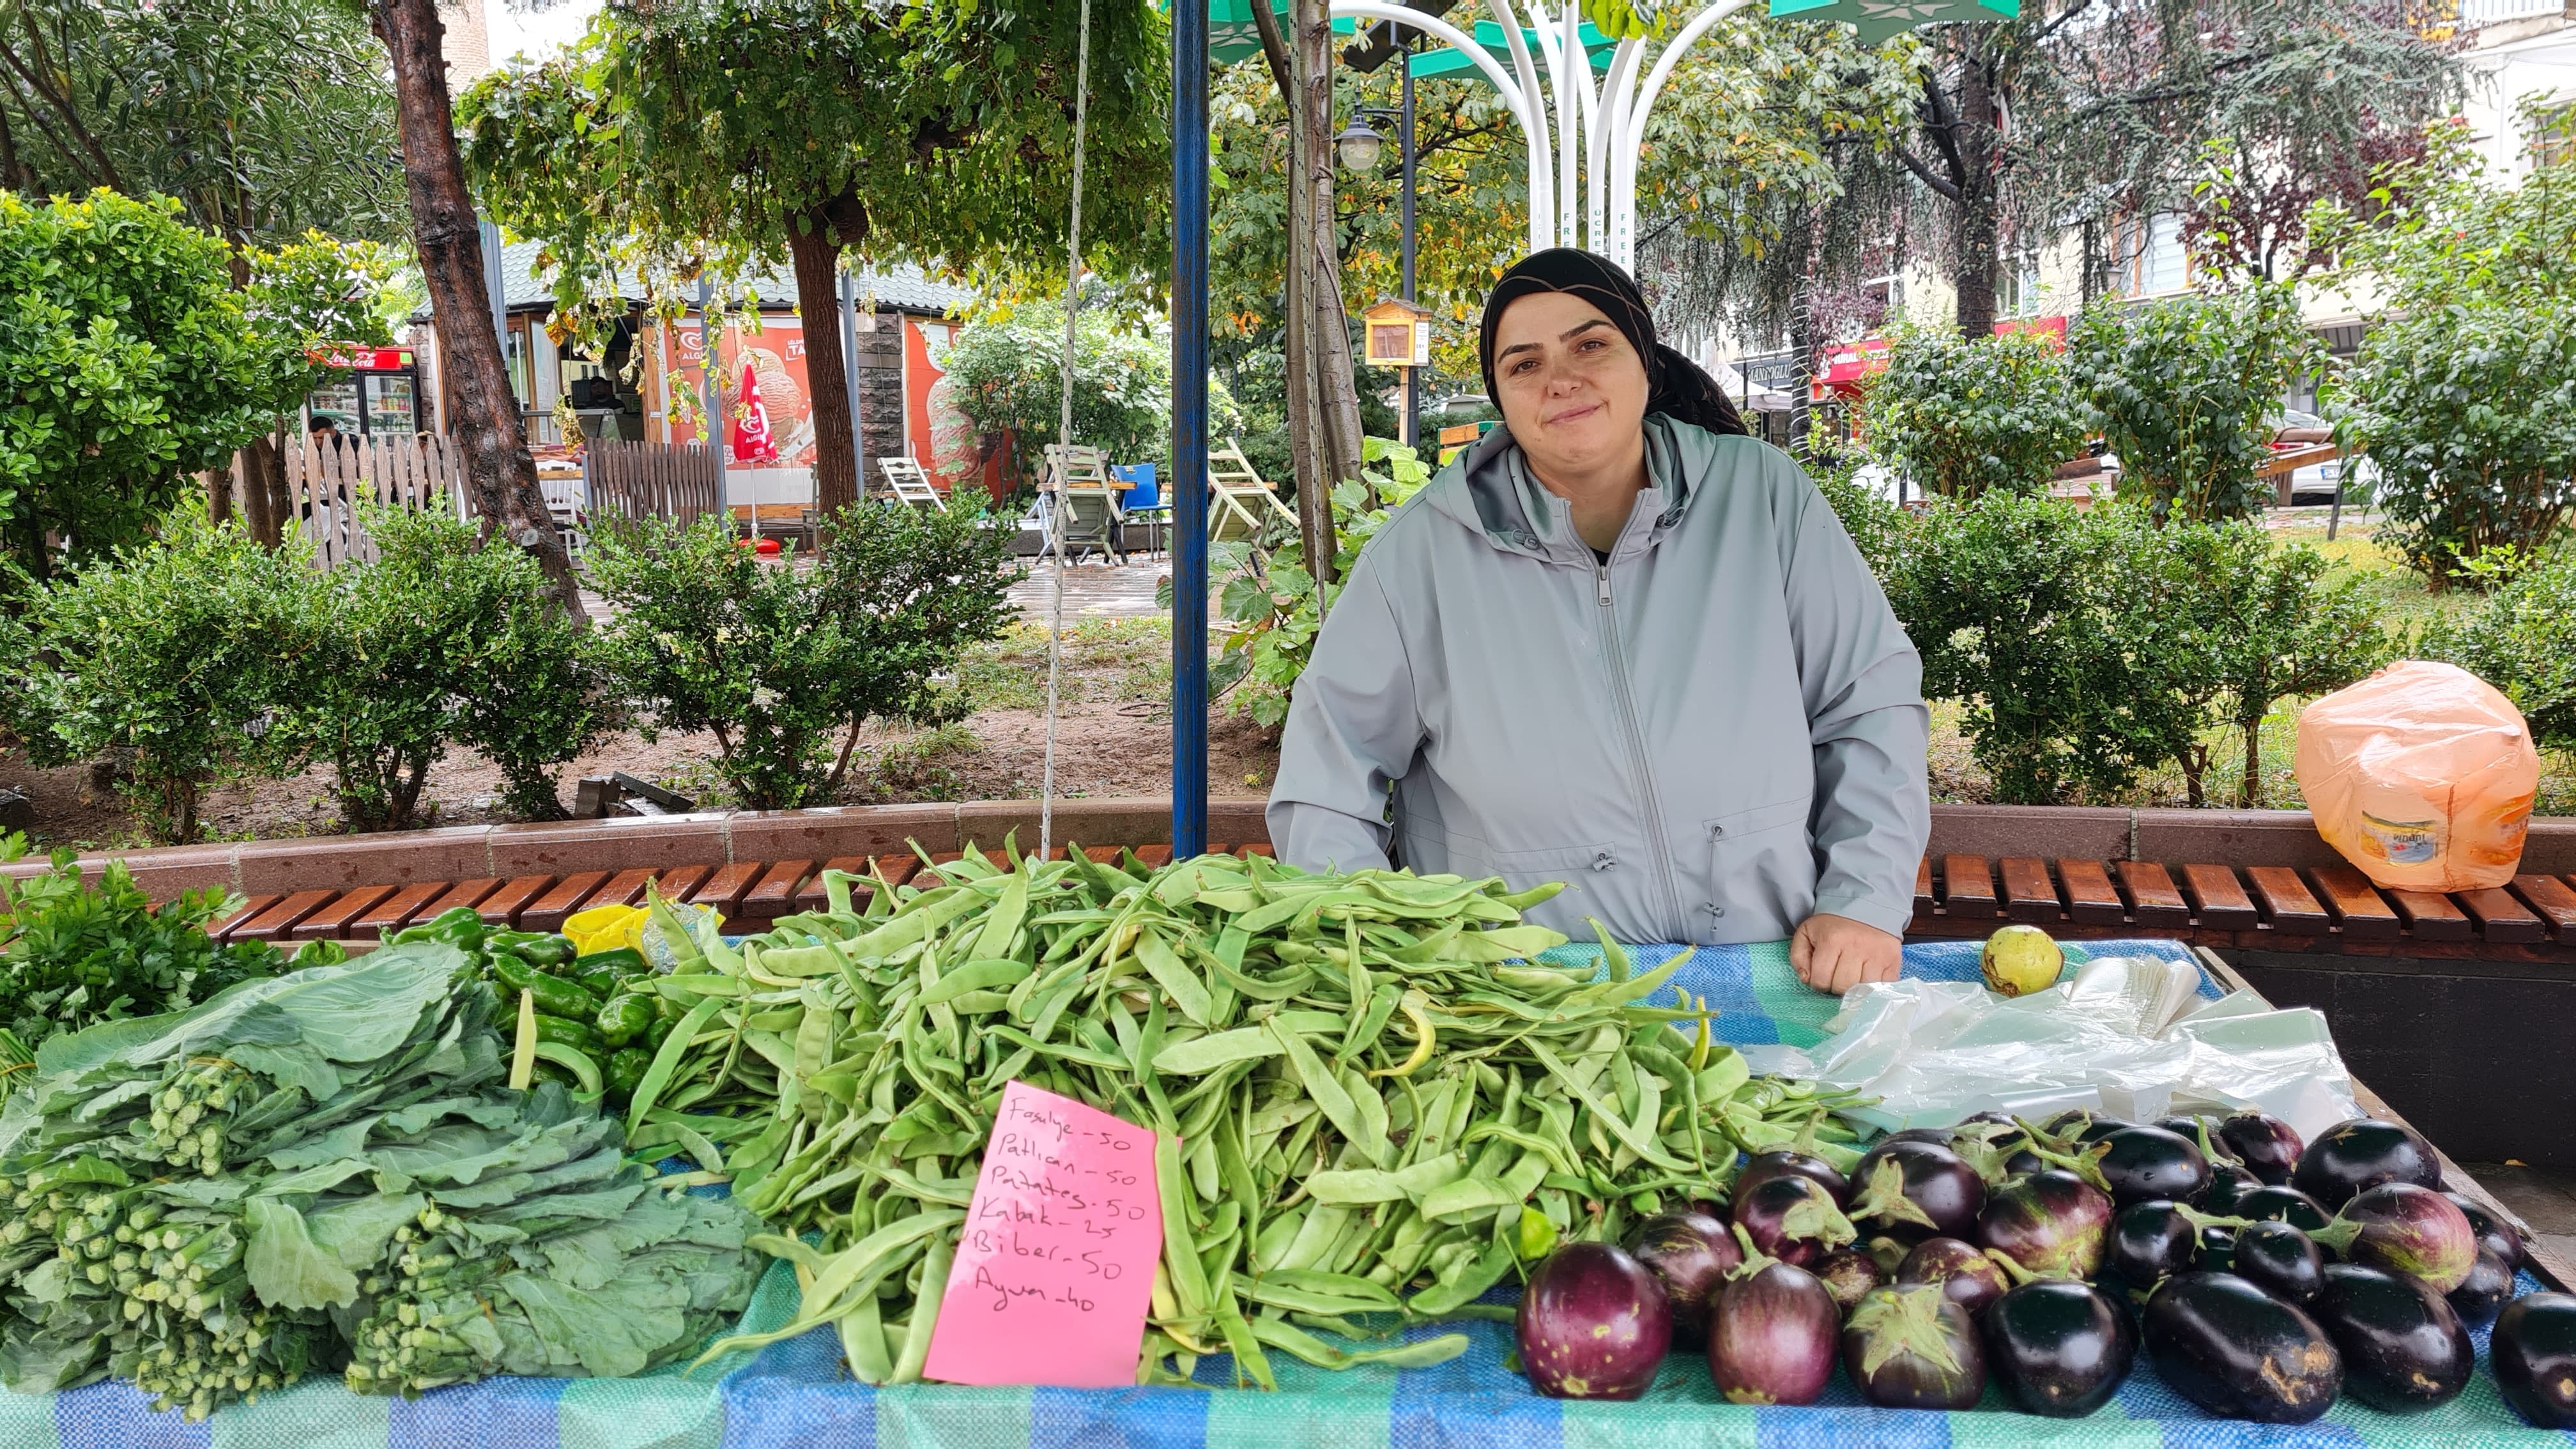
top-left (1418, 413), bottom-right (1713, 563)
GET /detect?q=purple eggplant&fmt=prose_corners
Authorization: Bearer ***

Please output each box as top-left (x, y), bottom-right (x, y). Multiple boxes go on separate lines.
top-left (2235, 1184), bottom-right (2332, 1233)
top-left (2202, 1160), bottom-right (2258, 1213)
top-left (2096, 1126), bottom-right (2212, 1208)
top-left (1516, 1242), bottom-right (1671, 1400)
top-left (1979, 1169), bottom-right (2113, 1280)
top-left (2195, 1225), bottom-right (2237, 1273)
top-left (1897, 1236), bottom-right (2011, 1319)
top-left (1706, 1262), bottom-right (1839, 1406)
top-left (2447, 1250), bottom-right (2516, 1328)
top-left (1861, 1235), bottom-right (1912, 1275)
top-left (1982, 1279), bottom-right (2136, 1417)
top-left (2154, 1113), bottom-right (2214, 1142)
top-left (2142, 1271), bottom-right (2342, 1423)
top-left (1847, 1140), bottom-right (1987, 1241)
top-left (1843, 1284), bottom-right (1987, 1409)
top-left (2312, 1183), bottom-right (2476, 1292)
top-left (2233, 1220), bottom-right (2325, 1304)
top-left (1731, 1173), bottom-right (1857, 1268)
top-left (1880, 1126), bottom-right (1956, 1147)
top-left (1734, 1151), bottom-right (1850, 1208)
top-left (2218, 1112), bottom-right (2304, 1186)
top-left (1626, 1211), bottom-right (1740, 1351)
top-left (2494, 1291), bottom-right (2576, 1428)
top-left (2291, 1118), bottom-right (2441, 1210)
top-left (2443, 1192), bottom-right (2524, 1271)
top-left (2102, 1200), bottom-right (2199, 1296)
top-left (2311, 1263), bottom-right (2472, 1414)
top-left (1811, 1248), bottom-right (1883, 1316)
top-left (2044, 1109), bottom-right (2132, 1142)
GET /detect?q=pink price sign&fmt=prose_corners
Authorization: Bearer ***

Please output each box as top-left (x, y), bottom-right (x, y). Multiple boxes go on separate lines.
top-left (921, 1080), bottom-right (1163, 1388)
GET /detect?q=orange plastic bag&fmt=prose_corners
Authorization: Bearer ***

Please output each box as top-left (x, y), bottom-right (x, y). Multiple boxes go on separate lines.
top-left (2294, 660), bottom-right (2538, 892)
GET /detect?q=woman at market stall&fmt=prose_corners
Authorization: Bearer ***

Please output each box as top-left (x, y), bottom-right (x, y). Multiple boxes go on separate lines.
top-left (1268, 249), bottom-right (1929, 994)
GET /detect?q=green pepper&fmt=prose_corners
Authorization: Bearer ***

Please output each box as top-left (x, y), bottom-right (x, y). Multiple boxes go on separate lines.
top-left (387, 924), bottom-right (437, 946)
top-left (420, 905), bottom-right (487, 951)
top-left (490, 957), bottom-right (602, 1022)
top-left (645, 1013), bottom-right (675, 1050)
top-left (607, 1046), bottom-right (652, 1097)
top-left (491, 931), bottom-right (576, 967)
top-left (578, 967), bottom-right (622, 1000)
top-left (532, 1014), bottom-right (604, 1055)
top-left (595, 993), bottom-right (654, 1049)
top-left (577, 946), bottom-right (648, 974)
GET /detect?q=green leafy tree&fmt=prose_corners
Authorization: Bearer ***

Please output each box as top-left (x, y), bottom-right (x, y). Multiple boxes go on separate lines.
top-left (2332, 304), bottom-right (2576, 589)
top-left (4, 513), bottom-right (322, 844)
top-left (2113, 521), bottom-right (2381, 806)
top-left (1864, 328), bottom-right (2087, 499)
top-left (586, 505), bottom-right (1019, 809)
top-left (1207, 437), bottom-right (1429, 730)
top-left (2308, 109), bottom-right (2576, 585)
top-left (2065, 282), bottom-right (2320, 523)
top-left (0, 0), bottom-right (404, 247)
top-left (938, 301), bottom-right (1196, 486)
top-left (461, 0), bottom-right (1170, 518)
top-left (294, 505), bottom-right (604, 831)
top-left (2423, 549), bottom-right (2576, 754)
top-left (0, 190), bottom-right (388, 582)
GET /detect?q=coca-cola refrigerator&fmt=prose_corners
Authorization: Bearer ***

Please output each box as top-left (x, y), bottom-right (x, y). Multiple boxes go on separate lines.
top-left (306, 346), bottom-right (423, 436)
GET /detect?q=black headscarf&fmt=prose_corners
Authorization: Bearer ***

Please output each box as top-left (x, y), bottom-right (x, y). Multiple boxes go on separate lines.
top-left (1476, 249), bottom-right (1749, 438)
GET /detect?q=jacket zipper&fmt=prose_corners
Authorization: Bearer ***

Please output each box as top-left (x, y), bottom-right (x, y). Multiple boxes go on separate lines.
top-left (1593, 556), bottom-right (1689, 939)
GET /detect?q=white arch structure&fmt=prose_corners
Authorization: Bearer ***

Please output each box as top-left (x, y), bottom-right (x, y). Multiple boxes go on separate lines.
top-left (1328, 0), bottom-right (1754, 272)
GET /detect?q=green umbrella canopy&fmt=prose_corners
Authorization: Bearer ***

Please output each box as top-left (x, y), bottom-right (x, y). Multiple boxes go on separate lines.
top-left (1194, 0), bottom-right (1611, 77)
top-left (1768, 0), bottom-right (2017, 45)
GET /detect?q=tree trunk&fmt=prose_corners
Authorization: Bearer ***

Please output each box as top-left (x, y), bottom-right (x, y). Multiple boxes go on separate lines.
top-left (237, 434), bottom-right (291, 548)
top-left (1951, 43), bottom-right (2001, 340)
top-left (371, 0), bottom-right (583, 624)
top-left (2239, 712), bottom-right (2264, 808)
top-left (786, 217), bottom-right (861, 518)
top-left (1788, 290), bottom-right (1818, 456)
top-left (1288, 0), bottom-right (1351, 585)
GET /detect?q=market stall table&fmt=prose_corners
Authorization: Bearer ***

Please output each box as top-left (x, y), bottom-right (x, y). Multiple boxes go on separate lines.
top-left (4, 938), bottom-right (2563, 1448)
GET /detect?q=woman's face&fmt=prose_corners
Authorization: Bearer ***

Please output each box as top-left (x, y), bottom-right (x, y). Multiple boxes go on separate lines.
top-left (1491, 290), bottom-right (1649, 479)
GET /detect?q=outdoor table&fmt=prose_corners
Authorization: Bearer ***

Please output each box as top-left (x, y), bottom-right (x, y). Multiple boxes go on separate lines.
top-left (8, 939), bottom-right (2563, 1448)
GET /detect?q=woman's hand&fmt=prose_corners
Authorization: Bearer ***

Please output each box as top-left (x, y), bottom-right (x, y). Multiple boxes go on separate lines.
top-left (1790, 912), bottom-right (1901, 995)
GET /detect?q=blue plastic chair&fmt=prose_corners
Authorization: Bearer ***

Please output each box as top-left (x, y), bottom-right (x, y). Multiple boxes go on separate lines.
top-left (1109, 463), bottom-right (1166, 556)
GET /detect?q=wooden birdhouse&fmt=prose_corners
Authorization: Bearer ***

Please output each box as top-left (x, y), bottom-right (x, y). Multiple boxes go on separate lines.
top-left (1361, 298), bottom-right (1434, 370)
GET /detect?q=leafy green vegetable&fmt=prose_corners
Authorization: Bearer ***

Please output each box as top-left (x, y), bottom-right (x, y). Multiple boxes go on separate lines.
top-left (0, 941), bottom-right (767, 1418)
top-left (0, 837), bottom-right (286, 1080)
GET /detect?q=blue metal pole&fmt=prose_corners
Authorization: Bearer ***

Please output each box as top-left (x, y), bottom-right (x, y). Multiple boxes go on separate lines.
top-left (1170, 0), bottom-right (1210, 859)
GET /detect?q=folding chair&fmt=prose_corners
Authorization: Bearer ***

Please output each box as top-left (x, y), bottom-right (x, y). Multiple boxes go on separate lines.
top-left (877, 455), bottom-right (947, 512)
top-left (1042, 443), bottom-right (1124, 564)
top-left (1208, 440), bottom-right (1299, 543)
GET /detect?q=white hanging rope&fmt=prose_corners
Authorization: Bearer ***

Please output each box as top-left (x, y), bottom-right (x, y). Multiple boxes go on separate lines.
top-left (1040, 0), bottom-right (1092, 862)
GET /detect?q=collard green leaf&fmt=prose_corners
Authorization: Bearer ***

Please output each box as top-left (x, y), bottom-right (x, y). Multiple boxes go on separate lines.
top-left (245, 1196), bottom-right (360, 1310)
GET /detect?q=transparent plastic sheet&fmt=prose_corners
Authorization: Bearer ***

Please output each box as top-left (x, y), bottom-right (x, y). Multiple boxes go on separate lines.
top-left (2294, 659), bottom-right (2539, 891)
top-left (1740, 956), bottom-right (2361, 1140)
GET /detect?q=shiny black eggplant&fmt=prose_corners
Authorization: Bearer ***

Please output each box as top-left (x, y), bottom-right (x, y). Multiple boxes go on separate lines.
top-left (2235, 1184), bottom-right (2332, 1233)
top-left (2196, 1225), bottom-right (2237, 1273)
top-left (2444, 1192), bottom-right (2524, 1271)
top-left (2097, 1126), bottom-right (2213, 1208)
top-left (2292, 1118), bottom-right (2441, 1210)
top-left (2203, 1160), bottom-right (2259, 1213)
top-left (1843, 1285), bottom-right (1988, 1409)
top-left (1517, 1243), bottom-right (1671, 1400)
top-left (2310, 1263), bottom-right (2472, 1414)
top-left (2101, 1200), bottom-right (2199, 1297)
top-left (2448, 1250), bottom-right (2516, 1328)
top-left (2141, 1271), bottom-right (2342, 1424)
top-left (1848, 1140), bottom-right (1987, 1241)
top-left (2218, 1112), bottom-right (2304, 1186)
top-left (2233, 1220), bottom-right (2326, 1303)
top-left (2494, 1292), bottom-right (2576, 1429)
top-left (1982, 1279), bottom-right (2137, 1418)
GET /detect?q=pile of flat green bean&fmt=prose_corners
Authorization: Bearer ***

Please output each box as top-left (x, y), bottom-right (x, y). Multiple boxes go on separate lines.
top-left (629, 845), bottom-right (1869, 1387)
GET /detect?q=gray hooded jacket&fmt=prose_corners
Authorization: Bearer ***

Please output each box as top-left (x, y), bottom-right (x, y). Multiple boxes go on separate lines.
top-left (1266, 415), bottom-right (1929, 944)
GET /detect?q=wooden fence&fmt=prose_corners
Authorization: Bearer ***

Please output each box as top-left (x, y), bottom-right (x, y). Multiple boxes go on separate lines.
top-left (285, 434), bottom-right (471, 569)
top-left (285, 436), bottom-right (724, 568)
top-left (584, 441), bottom-right (724, 530)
